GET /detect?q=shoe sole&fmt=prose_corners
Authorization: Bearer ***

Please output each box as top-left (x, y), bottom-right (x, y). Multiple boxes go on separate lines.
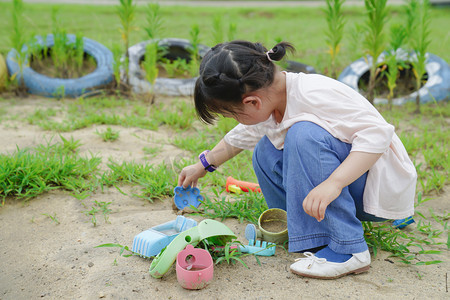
top-left (290, 265), bottom-right (370, 280)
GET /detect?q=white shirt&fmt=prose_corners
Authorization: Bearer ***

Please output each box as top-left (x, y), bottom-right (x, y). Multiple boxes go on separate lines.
top-left (224, 72), bottom-right (416, 219)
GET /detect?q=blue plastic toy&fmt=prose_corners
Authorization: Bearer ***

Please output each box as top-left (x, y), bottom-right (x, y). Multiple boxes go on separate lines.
top-left (392, 216), bottom-right (415, 229)
top-left (132, 216), bottom-right (197, 258)
top-left (173, 186), bottom-right (204, 210)
top-left (239, 239), bottom-right (276, 256)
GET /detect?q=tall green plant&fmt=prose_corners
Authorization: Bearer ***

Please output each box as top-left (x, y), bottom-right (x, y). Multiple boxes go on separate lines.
top-left (324, 0), bottom-right (346, 79)
top-left (188, 24), bottom-right (201, 77)
top-left (384, 24), bottom-right (407, 110)
top-left (212, 15), bottom-right (224, 45)
top-left (408, 0), bottom-right (431, 113)
top-left (362, 0), bottom-right (388, 104)
top-left (143, 42), bottom-right (159, 98)
top-left (116, 0), bottom-right (136, 85)
top-left (227, 22), bottom-right (237, 42)
top-left (144, 3), bottom-right (164, 40)
top-left (10, 0), bottom-right (26, 89)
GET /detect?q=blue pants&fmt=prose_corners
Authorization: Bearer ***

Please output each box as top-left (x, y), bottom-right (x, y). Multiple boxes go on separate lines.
top-left (252, 121), bottom-right (386, 254)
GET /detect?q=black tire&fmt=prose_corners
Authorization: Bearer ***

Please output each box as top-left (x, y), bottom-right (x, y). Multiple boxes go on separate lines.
top-left (284, 60), bottom-right (317, 74)
top-left (127, 38), bottom-right (210, 96)
top-left (6, 34), bottom-right (114, 98)
top-left (338, 49), bottom-right (450, 105)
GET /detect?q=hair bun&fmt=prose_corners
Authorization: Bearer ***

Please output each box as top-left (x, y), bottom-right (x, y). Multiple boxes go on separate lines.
top-left (267, 42), bottom-right (294, 62)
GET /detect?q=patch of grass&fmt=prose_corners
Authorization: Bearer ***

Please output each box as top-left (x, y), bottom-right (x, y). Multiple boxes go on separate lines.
top-left (83, 200), bottom-right (112, 226)
top-left (102, 159), bottom-right (177, 202)
top-left (0, 139), bottom-right (101, 204)
top-left (96, 127), bottom-right (120, 142)
top-left (192, 189), bottom-right (268, 224)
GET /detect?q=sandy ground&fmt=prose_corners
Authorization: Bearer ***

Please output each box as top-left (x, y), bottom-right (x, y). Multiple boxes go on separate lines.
top-left (0, 97), bottom-right (449, 300)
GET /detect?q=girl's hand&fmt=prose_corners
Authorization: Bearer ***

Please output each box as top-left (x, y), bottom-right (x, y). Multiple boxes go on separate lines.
top-left (302, 179), bottom-right (343, 222)
top-left (178, 162), bottom-right (207, 188)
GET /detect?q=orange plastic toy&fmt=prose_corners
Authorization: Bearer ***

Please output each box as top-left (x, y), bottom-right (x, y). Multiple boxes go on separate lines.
top-left (226, 176), bottom-right (261, 193)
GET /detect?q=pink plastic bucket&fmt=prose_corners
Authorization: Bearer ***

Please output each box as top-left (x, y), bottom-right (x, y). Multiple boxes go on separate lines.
top-left (176, 244), bottom-right (214, 290)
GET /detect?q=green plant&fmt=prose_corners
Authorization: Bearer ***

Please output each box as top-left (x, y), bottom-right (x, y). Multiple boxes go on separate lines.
top-left (84, 200), bottom-right (112, 226)
top-left (192, 189), bottom-right (268, 224)
top-left (407, 0), bottom-right (431, 113)
top-left (42, 212), bottom-right (60, 225)
top-left (228, 22), bottom-right (237, 42)
top-left (0, 140), bottom-right (101, 204)
top-left (116, 0), bottom-right (136, 85)
top-left (144, 3), bottom-right (164, 40)
top-left (111, 43), bottom-right (123, 89)
top-left (188, 23), bottom-right (201, 77)
top-left (384, 24), bottom-right (407, 109)
top-left (10, 0), bottom-right (26, 90)
top-left (95, 127), bottom-right (120, 142)
top-left (362, 0), bottom-right (388, 104)
top-left (102, 159), bottom-right (176, 202)
top-left (143, 42), bottom-right (159, 98)
top-left (212, 14), bottom-right (224, 45)
top-left (323, 0), bottom-right (346, 79)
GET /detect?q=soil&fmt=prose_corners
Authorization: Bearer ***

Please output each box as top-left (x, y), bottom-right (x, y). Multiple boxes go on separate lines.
top-left (358, 63), bottom-right (425, 99)
top-left (30, 53), bottom-right (97, 79)
top-left (0, 97), bottom-right (449, 299)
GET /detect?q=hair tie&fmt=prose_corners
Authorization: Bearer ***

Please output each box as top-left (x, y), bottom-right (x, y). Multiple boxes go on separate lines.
top-left (265, 49), bottom-right (275, 62)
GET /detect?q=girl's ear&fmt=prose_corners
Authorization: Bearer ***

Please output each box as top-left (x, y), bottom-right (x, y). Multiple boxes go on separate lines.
top-left (242, 95), bottom-right (262, 109)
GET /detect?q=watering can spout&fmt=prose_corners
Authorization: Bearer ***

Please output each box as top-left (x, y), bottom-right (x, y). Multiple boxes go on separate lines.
top-left (149, 219), bottom-right (236, 278)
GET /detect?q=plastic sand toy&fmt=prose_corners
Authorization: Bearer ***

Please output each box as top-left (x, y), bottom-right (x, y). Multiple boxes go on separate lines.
top-left (132, 216), bottom-right (197, 258)
top-left (392, 216), bottom-right (415, 229)
top-left (149, 219), bottom-right (236, 278)
top-left (176, 245), bottom-right (214, 290)
top-left (173, 186), bottom-right (204, 210)
top-left (246, 208), bottom-right (288, 244)
top-left (239, 239), bottom-right (276, 256)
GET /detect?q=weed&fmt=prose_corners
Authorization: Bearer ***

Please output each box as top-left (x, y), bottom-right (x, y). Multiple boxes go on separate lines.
top-left (143, 145), bottom-right (163, 157)
top-left (96, 127), bottom-right (120, 142)
top-left (42, 212), bottom-right (60, 225)
top-left (84, 200), bottom-right (112, 226)
top-left (103, 159), bottom-right (176, 202)
top-left (0, 140), bottom-right (101, 204)
top-left (192, 189), bottom-right (268, 224)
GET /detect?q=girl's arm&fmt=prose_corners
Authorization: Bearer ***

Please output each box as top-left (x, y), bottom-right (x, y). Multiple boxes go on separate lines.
top-left (302, 151), bottom-right (383, 222)
top-left (178, 139), bottom-right (243, 188)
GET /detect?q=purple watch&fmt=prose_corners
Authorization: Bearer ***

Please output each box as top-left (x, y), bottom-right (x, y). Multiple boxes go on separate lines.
top-left (198, 150), bottom-right (217, 172)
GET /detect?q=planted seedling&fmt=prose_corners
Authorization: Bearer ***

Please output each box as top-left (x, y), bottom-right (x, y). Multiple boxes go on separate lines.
top-left (323, 0), bottom-right (346, 79)
top-left (407, 0), bottom-right (431, 113)
top-left (10, 0), bottom-right (27, 93)
top-left (116, 0), bottom-right (136, 85)
top-left (384, 24), bottom-right (407, 110)
top-left (362, 0), bottom-right (388, 104)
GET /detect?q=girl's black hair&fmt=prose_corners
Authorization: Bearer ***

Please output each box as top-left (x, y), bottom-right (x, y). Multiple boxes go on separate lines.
top-left (194, 40), bottom-right (294, 124)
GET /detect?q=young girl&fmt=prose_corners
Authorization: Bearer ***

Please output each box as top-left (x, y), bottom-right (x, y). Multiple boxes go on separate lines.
top-left (178, 40), bottom-right (417, 279)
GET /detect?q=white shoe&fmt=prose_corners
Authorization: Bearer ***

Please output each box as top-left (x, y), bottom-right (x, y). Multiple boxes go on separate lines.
top-left (290, 250), bottom-right (371, 279)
